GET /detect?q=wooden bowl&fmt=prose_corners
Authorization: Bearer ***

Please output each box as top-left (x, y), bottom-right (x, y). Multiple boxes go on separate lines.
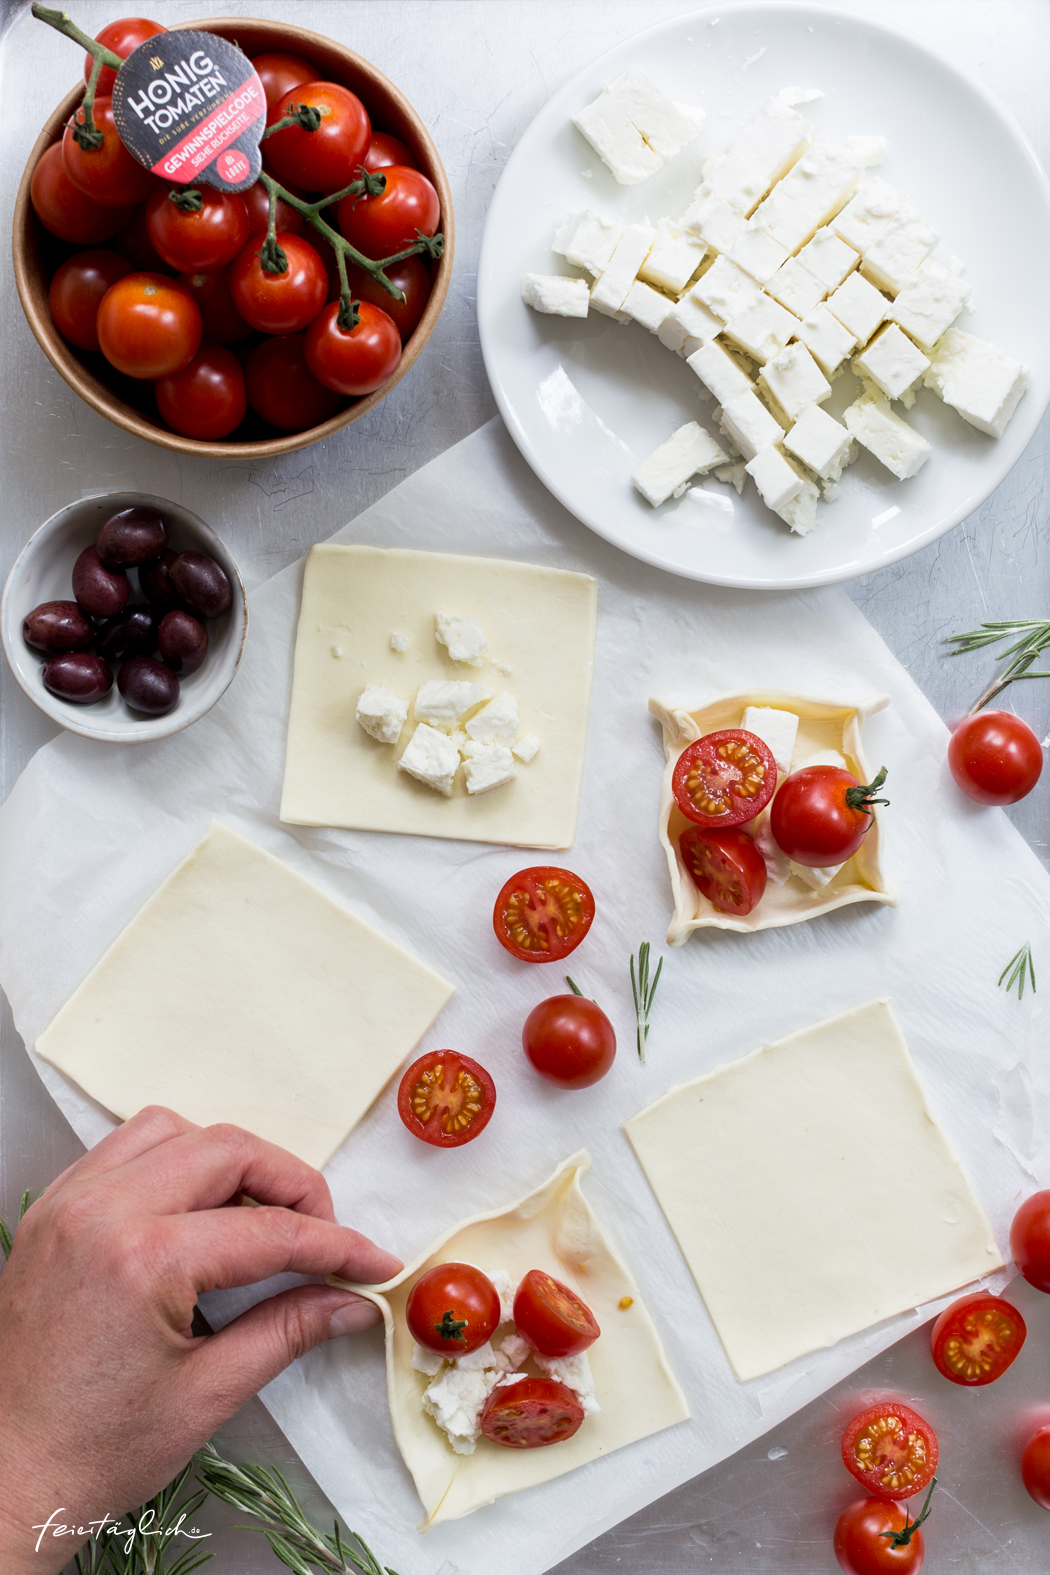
top-left (12, 17), bottom-right (454, 459)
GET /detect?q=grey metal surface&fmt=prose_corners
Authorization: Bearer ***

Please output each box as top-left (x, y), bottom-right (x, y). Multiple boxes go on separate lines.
top-left (1, 1), bottom-right (1048, 1570)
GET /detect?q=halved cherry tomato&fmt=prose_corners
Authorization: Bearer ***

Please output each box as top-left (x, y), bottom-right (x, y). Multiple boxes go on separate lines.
top-left (834, 1496), bottom-right (927, 1574)
top-left (31, 143), bottom-right (131, 244)
top-left (176, 269), bottom-right (251, 344)
top-left (841, 1404), bottom-right (938, 1503)
top-left (771, 765), bottom-right (888, 866)
top-left (63, 98), bottom-right (156, 208)
top-left (493, 867), bottom-right (595, 963)
top-left (1009, 1189), bottom-right (1050, 1292)
top-left (344, 255), bottom-right (432, 340)
top-left (250, 51), bottom-right (319, 119)
top-left (679, 825), bottom-right (767, 916)
top-left (84, 17), bottom-right (164, 98)
top-left (1022, 1425), bottom-right (1050, 1510)
top-left (397, 1049), bottom-right (496, 1148)
top-left (406, 1262), bottom-right (500, 1355)
top-left (930, 1291), bottom-right (1026, 1385)
top-left (522, 996), bottom-right (615, 1089)
top-left (96, 272), bottom-right (201, 379)
top-left (155, 345), bottom-right (246, 440)
top-left (146, 185), bottom-right (250, 273)
top-left (264, 82), bottom-right (371, 193)
top-left (363, 131), bottom-right (416, 172)
top-left (304, 300), bottom-right (401, 395)
top-left (672, 729), bottom-right (777, 828)
top-left (230, 232), bottom-right (327, 334)
top-left (336, 166), bottom-right (440, 259)
top-left (480, 1377), bottom-right (585, 1449)
top-left (948, 711), bottom-right (1043, 806)
top-left (513, 1270), bottom-right (600, 1357)
top-left (49, 249), bottom-right (133, 351)
top-left (243, 334), bottom-right (342, 431)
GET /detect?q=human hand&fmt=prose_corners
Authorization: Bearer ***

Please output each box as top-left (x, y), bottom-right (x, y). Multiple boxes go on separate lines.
top-left (0, 1105), bottom-right (401, 1574)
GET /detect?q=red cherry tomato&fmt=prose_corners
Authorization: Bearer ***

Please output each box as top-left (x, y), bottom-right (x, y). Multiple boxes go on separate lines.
top-left (1009, 1189), bottom-right (1050, 1292)
top-left (679, 825), bottom-right (767, 916)
top-left (146, 185), bottom-right (250, 273)
top-left (771, 765), bottom-right (887, 866)
top-left (96, 272), bottom-right (201, 379)
top-left (250, 51), bottom-right (319, 118)
top-left (948, 710), bottom-right (1043, 805)
top-left (176, 269), bottom-right (251, 343)
top-left (841, 1404), bottom-right (938, 1503)
top-left (344, 255), bottom-right (432, 340)
top-left (155, 345), bottom-right (246, 440)
top-left (263, 82), bottom-right (371, 193)
top-left (522, 996), bottom-right (615, 1090)
top-left (242, 178), bottom-right (306, 237)
top-left (48, 249), bottom-right (133, 351)
top-left (513, 1270), bottom-right (600, 1357)
top-left (243, 334), bottom-right (342, 431)
top-left (84, 17), bottom-right (164, 98)
top-left (230, 232), bottom-right (327, 334)
top-left (480, 1377), bottom-right (585, 1449)
top-left (396, 1050), bottom-right (496, 1148)
top-left (929, 1291), bottom-right (1026, 1385)
top-left (31, 143), bottom-right (131, 244)
top-left (363, 131), bottom-right (416, 172)
top-left (62, 98), bottom-right (156, 208)
top-left (337, 166), bottom-right (440, 259)
top-left (113, 202), bottom-right (169, 270)
top-left (406, 1262), bottom-right (500, 1355)
top-left (834, 1497), bottom-right (926, 1574)
top-left (493, 867), bottom-right (595, 963)
top-left (672, 729), bottom-right (777, 829)
top-left (304, 300), bottom-right (401, 395)
top-left (1022, 1425), bottom-right (1050, 1510)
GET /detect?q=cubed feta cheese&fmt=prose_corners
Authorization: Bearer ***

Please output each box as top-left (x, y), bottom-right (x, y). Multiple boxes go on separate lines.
top-left (512, 733), bottom-right (540, 762)
top-left (830, 177), bottom-right (901, 252)
top-left (693, 255), bottom-right (762, 323)
top-left (622, 279), bottom-right (675, 333)
top-left (741, 705), bottom-right (799, 772)
top-left (414, 680), bottom-right (491, 729)
top-left (727, 100), bottom-right (812, 187)
top-left (355, 684), bottom-right (408, 744)
top-left (590, 222), bottom-right (656, 316)
top-left (765, 256), bottom-right (826, 319)
top-left (792, 860), bottom-right (844, 889)
top-left (522, 273), bottom-right (590, 318)
top-left (757, 341), bottom-right (832, 422)
top-left (776, 139), bottom-right (862, 228)
top-left (842, 390), bottom-right (932, 478)
top-left (745, 445), bottom-right (805, 514)
top-left (680, 187), bottom-right (747, 253)
top-left (792, 747), bottom-right (848, 771)
top-left (751, 809), bottom-right (791, 885)
top-left (783, 403), bottom-right (855, 481)
top-left (632, 421), bottom-right (728, 505)
top-left (665, 288), bottom-right (723, 345)
top-left (887, 257), bottom-right (970, 351)
top-left (727, 225), bottom-right (790, 284)
top-left (718, 389), bottom-right (784, 461)
top-left (572, 90), bottom-right (662, 185)
top-left (826, 271), bottom-right (889, 345)
top-left (859, 203), bottom-right (939, 296)
top-left (389, 632), bottom-right (408, 653)
top-left (779, 474), bottom-right (820, 535)
top-left (465, 691), bottom-right (520, 745)
top-left (552, 209), bottom-right (623, 276)
top-left (606, 66), bottom-right (705, 160)
top-left (638, 219), bottom-right (707, 294)
top-left (534, 1351), bottom-right (601, 1417)
top-left (687, 339), bottom-right (753, 404)
top-left (751, 184), bottom-right (821, 253)
top-left (847, 134), bottom-right (888, 168)
top-left (723, 294), bottom-right (801, 363)
top-left (463, 746), bottom-right (516, 795)
top-left (923, 328), bottom-right (1030, 438)
top-left (656, 313), bottom-right (705, 358)
top-left (397, 723), bottom-right (461, 795)
top-left (854, 322), bottom-right (930, 401)
top-left (435, 613), bottom-right (489, 667)
top-left (793, 303), bottom-right (857, 375)
top-left (796, 227), bottom-right (859, 291)
top-left (702, 153), bottom-right (769, 215)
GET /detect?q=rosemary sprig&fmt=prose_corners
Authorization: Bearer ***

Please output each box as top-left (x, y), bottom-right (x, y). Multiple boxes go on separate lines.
top-left (999, 940), bottom-right (1036, 1000)
top-left (947, 619), bottom-right (1050, 714)
top-left (630, 943), bottom-right (663, 1063)
top-left (565, 975), bottom-right (601, 1007)
top-left (74, 1462), bottom-right (214, 1574)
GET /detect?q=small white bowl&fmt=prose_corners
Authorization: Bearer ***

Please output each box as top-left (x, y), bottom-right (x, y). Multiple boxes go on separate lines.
top-left (1, 493), bottom-right (248, 744)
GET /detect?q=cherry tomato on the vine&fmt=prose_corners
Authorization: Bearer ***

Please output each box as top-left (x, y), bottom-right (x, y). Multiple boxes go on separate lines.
top-left (672, 729), bottom-right (777, 829)
top-left (493, 867), bottom-right (595, 963)
top-left (242, 178), bottom-right (306, 238)
top-left (263, 81), bottom-right (371, 192)
top-left (31, 144), bottom-right (131, 244)
top-left (147, 185), bottom-right (250, 273)
top-left (679, 825), bottom-right (767, 916)
top-left (230, 232), bottom-right (327, 334)
top-left (771, 765), bottom-right (888, 866)
top-left (929, 1291), bottom-right (1026, 1385)
top-left (176, 269), bottom-right (251, 344)
top-left (396, 1049), bottom-right (496, 1148)
top-left (63, 98), bottom-right (156, 208)
top-left (947, 710), bottom-right (1043, 805)
top-left (243, 334), bottom-right (342, 431)
top-left (841, 1404), bottom-right (938, 1503)
top-left (48, 249), bottom-right (133, 352)
top-left (363, 131), bottom-right (416, 172)
top-left (96, 272), bottom-right (201, 379)
top-left (513, 1270), bottom-right (600, 1357)
top-left (833, 1497), bottom-right (926, 1575)
top-left (1009, 1188), bottom-right (1050, 1292)
top-left (84, 17), bottom-right (164, 98)
top-left (1022, 1425), bottom-right (1050, 1510)
top-left (481, 1378), bottom-right (585, 1449)
top-left (304, 299), bottom-right (401, 395)
top-left (113, 202), bottom-right (169, 271)
top-left (250, 51), bottom-right (319, 119)
top-left (155, 345), bottom-right (246, 440)
top-left (337, 166), bottom-right (440, 260)
top-left (406, 1262), bottom-right (500, 1355)
top-left (344, 255), bottom-right (432, 340)
top-left (522, 996), bottom-right (615, 1089)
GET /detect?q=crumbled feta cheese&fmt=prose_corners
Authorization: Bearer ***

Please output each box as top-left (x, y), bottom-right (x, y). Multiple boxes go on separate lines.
top-left (796, 227), bottom-right (859, 292)
top-left (465, 690), bottom-right (520, 745)
top-left (693, 255), bottom-right (762, 322)
top-left (727, 100), bottom-right (811, 188)
top-left (758, 342), bottom-right (832, 422)
top-left (455, 1340), bottom-right (499, 1372)
top-left (463, 746), bottom-right (517, 795)
top-left (355, 684), bottom-right (408, 745)
top-left (750, 810), bottom-right (791, 885)
top-left (332, 644), bottom-right (342, 657)
top-left (412, 1343), bottom-right (446, 1376)
top-left (687, 339), bottom-right (753, 405)
top-left (488, 1270), bottom-right (515, 1323)
top-left (715, 461), bottom-right (747, 494)
top-left (552, 209), bottom-right (623, 276)
top-left (923, 329), bottom-right (1030, 438)
top-left (826, 271), bottom-right (889, 345)
top-left (534, 1351), bottom-right (601, 1417)
top-left (742, 707), bottom-right (799, 774)
top-left (887, 257), bottom-right (970, 351)
top-left (783, 403), bottom-right (855, 481)
top-left (718, 389), bottom-right (784, 461)
top-left (765, 256), bottom-right (826, 319)
top-left (389, 632), bottom-right (408, 653)
top-left (631, 421), bottom-right (728, 506)
top-left (793, 302), bottom-right (858, 376)
top-left (842, 391), bottom-right (932, 479)
top-left (497, 1332), bottom-right (531, 1369)
top-left (854, 323), bottom-right (930, 402)
top-left (751, 185), bottom-right (820, 253)
top-left (745, 445), bottom-right (805, 514)
top-left (638, 219), bottom-right (708, 294)
top-left (830, 177), bottom-right (901, 252)
top-left (591, 222), bottom-right (656, 316)
top-left (414, 680), bottom-right (491, 729)
top-left (622, 279), bottom-right (675, 334)
top-left (723, 293), bottom-right (800, 363)
top-left (792, 860), bottom-right (844, 889)
top-left (522, 273), bottom-right (590, 318)
top-left (859, 203), bottom-right (939, 296)
top-left (421, 1363), bottom-right (504, 1454)
top-left (397, 724), bottom-right (461, 795)
top-left (772, 85), bottom-right (825, 108)
top-left (436, 613), bottom-right (489, 667)
top-left (512, 734), bottom-right (540, 763)
top-left (680, 186), bottom-right (747, 254)
top-left (727, 224), bottom-right (790, 284)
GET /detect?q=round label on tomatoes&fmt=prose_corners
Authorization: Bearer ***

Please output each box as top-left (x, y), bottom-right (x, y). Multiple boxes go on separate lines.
top-left (112, 31), bottom-right (265, 192)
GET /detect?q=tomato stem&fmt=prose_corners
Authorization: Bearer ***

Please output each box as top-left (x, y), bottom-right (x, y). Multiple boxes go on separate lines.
top-left (433, 1309), bottom-right (469, 1342)
top-left (71, 54), bottom-right (105, 148)
top-left (881, 1476), bottom-right (937, 1547)
top-left (32, 4), bottom-right (123, 71)
top-left (843, 766), bottom-right (889, 813)
top-left (168, 186), bottom-right (203, 214)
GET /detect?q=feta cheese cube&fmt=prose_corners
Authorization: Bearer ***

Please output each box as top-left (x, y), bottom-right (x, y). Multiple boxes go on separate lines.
top-left (680, 187), bottom-right (747, 253)
top-left (397, 723), bottom-right (461, 796)
top-left (751, 809), bottom-right (791, 885)
top-left (765, 256), bottom-right (826, 318)
top-left (702, 153), bottom-right (769, 215)
top-left (665, 288), bottom-right (723, 345)
top-left (622, 279), bottom-right (674, 333)
top-left (632, 421), bottom-right (728, 505)
top-left (463, 745), bottom-right (517, 795)
top-left (687, 339), bottom-right (753, 404)
top-left (590, 222), bottom-right (656, 316)
top-left (741, 706), bottom-right (799, 773)
top-left (860, 203), bottom-right (939, 296)
top-left (923, 328), bottom-right (1030, 438)
top-left (389, 632), bottom-right (408, 652)
top-left (656, 314), bottom-right (705, 358)
top-left (830, 178), bottom-right (901, 252)
top-left (355, 684), bottom-right (408, 745)
top-left (779, 474), bottom-right (820, 535)
top-left (745, 445), bottom-right (805, 514)
top-left (826, 271), bottom-right (889, 345)
top-left (694, 255), bottom-right (762, 322)
top-left (793, 748), bottom-right (848, 771)
top-left (638, 219), bottom-right (707, 294)
top-left (727, 101), bottom-right (811, 187)
top-left (606, 66), bottom-right (705, 160)
top-left (777, 139), bottom-right (861, 230)
top-left (752, 184), bottom-right (821, 253)
top-left (843, 390), bottom-right (932, 478)
top-left (552, 209), bottom-right (623, 276)
top-left (512, 733), bottom-right (540, 763)
top-left (792, 860), bottom-right (844, 889)
top-left (793, 303), bottom-right (857, 375)
top-left (572, 90), bottom-right (662, 185)
top-left (797, 227), bottom-right (859, 291)
top-left (465, 690), bottom-right (520, 745)
top-left (718, 389), bottom-right (784, 461)
top-left (783, 403), bottom-right (854, 481)
top-left (727, 225), bottom-right (790, 284)
top-left (722, 294), bottom-right (800, 363)
top-left (887, 257), bottom-right (970, 351)
top-left (414, 680), bottom-right (491, 729)
top-left (436, 613), bottom-right (489, 667)
top-left (854, 322), bottom-right (930, 401)
top-left (848, 134), bottom-right (888, 168)
top-left (757, 341), bottom-right (832, 422)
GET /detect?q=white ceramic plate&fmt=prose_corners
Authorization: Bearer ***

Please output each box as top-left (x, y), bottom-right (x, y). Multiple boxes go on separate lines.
top-left (477, 3), bottom-right (1050, 589)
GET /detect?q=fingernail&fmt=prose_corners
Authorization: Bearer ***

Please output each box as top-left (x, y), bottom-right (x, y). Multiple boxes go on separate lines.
top-left (327, 1297), bottom-right (382, 1339)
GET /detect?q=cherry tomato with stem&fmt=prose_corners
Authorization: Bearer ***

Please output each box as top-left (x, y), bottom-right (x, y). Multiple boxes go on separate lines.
top-left (344, 255), bottom-right (431, 340)
top-left (242, 178), bottom-right (306, 237)
top-left (396, 1050), bottom-right (496, 1148)
top-left (337, 166), bottom-right (440, 258)
top-left (493, 866), bottom-right (595, 963)
top-left (304, 299), bottom-right (401, 395)
top-left (147, 185), bottom-right (250, 272)
top-left (250, 52), bottom-right (319, 119)
top-left (406, 1262), bottom-right (500, 1355)
top-left (1022, 1426), bottom-right (1050, 1510)
top-left (363, 131), bottom-right (416, 172)
top-left (947, 710), bottom-right (1043, 805)
top-left (31, 143), bottom-right (131, 244)
top-left (929, 1291), bottom-right (1026, 1385)
top-left (679, 825), bottom-right (767, 916)
top-left (230, 232), bottom-right (327, 334)
top-left (1009, 1188), bottom-right (1050, 1292)
top-left (155, 344), bottom-right (246, 440)
top-left (771, 765), bottom-right (889, 866)
top-left (672, 729), bottom-right (777, 829)
top-left (522, 995), bottom-right (615, 1089)
top-left (48, 249), bottom-right (133, 352)
top-left (243, 334), bottom-right (342, 431)
top-left (63, 98), bottom-right (156, 208)
top-left (833, 1482), bottom-right (936, 1575)
top-left (264, 82), bottom-right (371, 193)
top-left (96, 272), bottom-right (201, 379)
top-left (513, 1270), bottom-right (600, 1357)
top-left (176, 269), bottom-right (251, 343)
top-left (481, 1378), bottom-right (585, 1449)
top-left (84, 17), bottom-right (164, 98)
top-left (841, 1403), bottom-right (938, 1503)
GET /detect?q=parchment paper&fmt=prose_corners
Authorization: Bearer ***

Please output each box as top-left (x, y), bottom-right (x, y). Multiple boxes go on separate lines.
top-left (1, 418), bottom-right (1048, 1575)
